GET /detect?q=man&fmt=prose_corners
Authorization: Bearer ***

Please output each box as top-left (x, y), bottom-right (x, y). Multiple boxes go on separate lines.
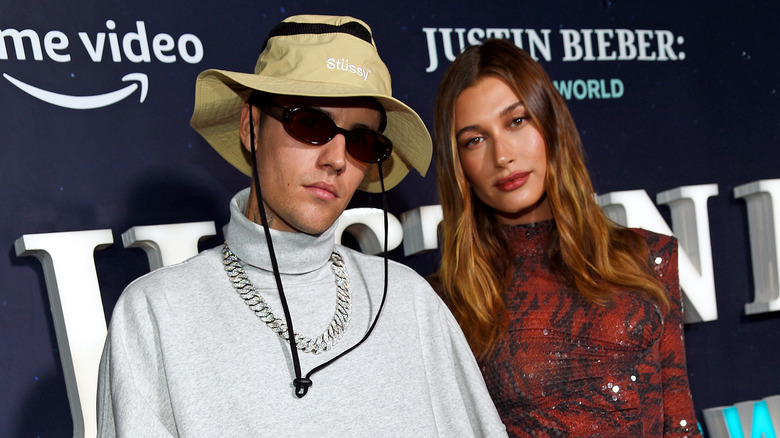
top-left (97, 14), bottom-right (506, 437)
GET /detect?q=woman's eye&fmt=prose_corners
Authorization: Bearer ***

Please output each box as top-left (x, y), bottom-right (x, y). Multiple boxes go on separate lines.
top-left (510, 116), bottom-right (528, 127)
top-left (462, 137), bottom-right (483, 148)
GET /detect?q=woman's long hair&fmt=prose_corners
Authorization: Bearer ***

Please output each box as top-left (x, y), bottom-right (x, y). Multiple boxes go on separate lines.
top-left (434, 39), bottom-right (669, 359)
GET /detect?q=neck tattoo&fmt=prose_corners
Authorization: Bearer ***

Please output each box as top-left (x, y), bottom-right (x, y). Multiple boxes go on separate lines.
top-left (222, 244), bottom-right (352, 354)
top-left (245, 204), bottom-right (274, 227)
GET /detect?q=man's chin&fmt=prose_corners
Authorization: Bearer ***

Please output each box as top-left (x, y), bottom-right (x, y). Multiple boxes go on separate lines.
top-left (290, 217), bottom-right (338, 236)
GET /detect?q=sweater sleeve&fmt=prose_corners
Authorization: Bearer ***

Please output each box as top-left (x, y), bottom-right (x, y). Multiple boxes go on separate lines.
top-left (96, 290), bottom-right (177, 438)
top-left (424, 298), bottom-right (508, 438)
top-left (647, 233), bottom-right (701, 437)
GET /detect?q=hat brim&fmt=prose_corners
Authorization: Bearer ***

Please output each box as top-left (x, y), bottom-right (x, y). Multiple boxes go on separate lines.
top-left (190, 69), bottom-right (431, 193)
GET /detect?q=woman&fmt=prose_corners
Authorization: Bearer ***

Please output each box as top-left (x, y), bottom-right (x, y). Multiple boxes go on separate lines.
top-left (431, 39), bottom-right (700, 437)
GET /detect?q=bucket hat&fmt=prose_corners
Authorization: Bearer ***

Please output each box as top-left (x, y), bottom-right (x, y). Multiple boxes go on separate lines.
top-left (190, 14), bottom-right (431, 192)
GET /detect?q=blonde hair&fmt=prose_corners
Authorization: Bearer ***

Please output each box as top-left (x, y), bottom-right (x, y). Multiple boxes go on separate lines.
top-left (434, 39), bottom-right (669, 359)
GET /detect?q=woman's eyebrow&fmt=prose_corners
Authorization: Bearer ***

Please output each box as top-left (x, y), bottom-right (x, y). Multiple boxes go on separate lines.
top-left (455, 101), bottom-right (525, 139)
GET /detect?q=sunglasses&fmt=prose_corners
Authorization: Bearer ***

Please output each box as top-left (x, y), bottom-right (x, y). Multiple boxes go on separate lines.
top-left (258, 103), bottom-right (393, 164)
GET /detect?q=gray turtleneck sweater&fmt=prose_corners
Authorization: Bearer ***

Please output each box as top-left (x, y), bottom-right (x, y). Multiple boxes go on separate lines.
top-left (97, 188), bottom-right (506, 437)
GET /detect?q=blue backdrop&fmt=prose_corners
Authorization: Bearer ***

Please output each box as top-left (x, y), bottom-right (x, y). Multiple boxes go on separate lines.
top-left (2, 1), bottom-right (778, 436)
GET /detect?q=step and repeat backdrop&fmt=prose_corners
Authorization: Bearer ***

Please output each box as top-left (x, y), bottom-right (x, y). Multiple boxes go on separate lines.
top-left (2, 1), bottom-right (778, 436)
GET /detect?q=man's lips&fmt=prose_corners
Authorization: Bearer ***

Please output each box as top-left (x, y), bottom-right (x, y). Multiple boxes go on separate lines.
top-left (495, 172), bottom-right (530, 192)
top-left (305, 182), bottom-right (339, 200)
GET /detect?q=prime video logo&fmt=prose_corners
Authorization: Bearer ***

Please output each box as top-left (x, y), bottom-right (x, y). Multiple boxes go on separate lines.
top-left (0, 20), bottom-right (203, 109)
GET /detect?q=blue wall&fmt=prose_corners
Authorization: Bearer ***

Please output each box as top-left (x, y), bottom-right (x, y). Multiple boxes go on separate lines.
top-left (2, 1), bottom-right (778, 435)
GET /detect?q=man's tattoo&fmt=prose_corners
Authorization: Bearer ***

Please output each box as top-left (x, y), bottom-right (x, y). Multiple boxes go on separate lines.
top-left (247, 204), bottom-right (273, 226)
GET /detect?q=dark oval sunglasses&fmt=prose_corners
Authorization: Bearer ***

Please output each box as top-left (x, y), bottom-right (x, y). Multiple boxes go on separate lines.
top-left (259, 103), bottom-right (393, 164)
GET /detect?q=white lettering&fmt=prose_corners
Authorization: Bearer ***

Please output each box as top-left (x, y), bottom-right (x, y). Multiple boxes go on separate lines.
top-left (14, 229), bottom-right (114, 438)
top-left (0, 21), bottom-right (203, 64)
top-left (655, 30), bottom-right (678, 61)
top-left (121, 221), bottom-right (216, 270)
top-left (152, 33), bottom-right (176, 63)
top-left (657, 185), bottom-right (720, 322)
top-left (122, 21), bottom-right (151, 63)
top-left (560, 29), bottom-right (583, 61)
top-left (44, 31), bottom-right (70, 62)
top-left (106, 20), bottom-right (122, 62)
top-left (598, 186), bottom-right (719, 323)
top-left (401, 205), bottom-right (443, 255)
top-left (439, 28), bottom-right (466, 62)
top-left (325, 57), bottom-right (370, 81)
top-left (636, 29), bottom-right (656, 60)
top-left (486, 28), bottom-right (511, 40)
top-left (556, 28), bottom-right (683, 63)
top-left (78, 31), bottom-right (106, 62)
top-left (177, 33), bottom-right (203, 64)
top-left (581, 29), bottom-right (596, 61)
top-left (14, 222), bottom-right (217, 438)
top-left (336, 208), bottom-right (403, 254)
top-left (595, 29), bottom-right (616, 60)
top-left (422, 27), bottom-right (439, 73)
top-left (510, 29), bottom-right (525, 49)
top-left (525, 29), bottom-right (552, 62)
top-left (615, 29), bottom-right (637, 60)
top-left (424, 26), bottom-right (554, 72)
top-left (466, 27), bottom-right (485, 46)
top-left (0, 28), bottom-right (43, 60)
top-left (735, 179), bottom-right (780, 314)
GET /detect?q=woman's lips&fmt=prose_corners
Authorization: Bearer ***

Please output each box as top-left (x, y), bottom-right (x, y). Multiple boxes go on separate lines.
top-left (495, 172), bottom-right (530, 192)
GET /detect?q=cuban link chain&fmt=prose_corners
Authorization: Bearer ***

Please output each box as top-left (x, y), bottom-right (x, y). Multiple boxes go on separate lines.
top-left (222, 244), bottom-right (352, 354)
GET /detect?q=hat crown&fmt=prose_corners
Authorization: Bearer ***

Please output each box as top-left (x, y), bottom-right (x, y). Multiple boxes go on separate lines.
top-left (254, 15), bottom-right (392, 96)
top-left (190, 14), bottom-right (432, 193)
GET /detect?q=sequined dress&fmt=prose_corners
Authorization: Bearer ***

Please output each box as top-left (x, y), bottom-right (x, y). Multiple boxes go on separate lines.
top-left (482, 220), bottom-right (699, 437)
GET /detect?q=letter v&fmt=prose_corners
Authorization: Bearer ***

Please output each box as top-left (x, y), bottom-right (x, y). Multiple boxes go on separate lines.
top-left (78, 32), bottom-right (106, 62)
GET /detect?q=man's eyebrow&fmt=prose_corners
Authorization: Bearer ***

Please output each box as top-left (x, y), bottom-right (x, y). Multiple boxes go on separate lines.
top-left (315, 106), bottom-right (382, 131)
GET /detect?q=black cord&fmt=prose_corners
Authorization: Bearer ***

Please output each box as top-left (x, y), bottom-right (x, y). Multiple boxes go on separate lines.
top-left (248, 105), bottom-right (308, 396)
top-left (247, 102), bottom-right (390, 398)
top-left (303, 163), bottom-right (390, 383)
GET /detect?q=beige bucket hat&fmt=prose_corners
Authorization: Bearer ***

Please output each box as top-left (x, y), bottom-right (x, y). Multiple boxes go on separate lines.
top-left (190, 14), bottom-right (431, 192)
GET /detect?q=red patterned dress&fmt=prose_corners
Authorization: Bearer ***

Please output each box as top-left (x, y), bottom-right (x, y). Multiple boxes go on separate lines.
top-left (478, 221), bottom-right (700, 437)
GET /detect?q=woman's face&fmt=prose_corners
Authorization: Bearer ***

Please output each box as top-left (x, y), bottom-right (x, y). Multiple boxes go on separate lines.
top-left (454, 76), bottom-right (553, 225)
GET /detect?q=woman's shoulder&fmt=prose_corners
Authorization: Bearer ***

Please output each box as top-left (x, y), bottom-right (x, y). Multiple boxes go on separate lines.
top-left (626, 227), bottom-right (677, 258)
top-left (626, 228), bottom-right (680, 305)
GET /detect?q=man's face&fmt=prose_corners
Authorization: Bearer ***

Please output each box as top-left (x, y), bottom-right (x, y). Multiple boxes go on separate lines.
top-left (240, 95), bottom-right (382, 235)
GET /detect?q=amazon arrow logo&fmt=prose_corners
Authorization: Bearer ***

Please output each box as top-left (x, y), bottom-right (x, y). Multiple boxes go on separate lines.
top-left (3, 73), bottom-right (148, 110)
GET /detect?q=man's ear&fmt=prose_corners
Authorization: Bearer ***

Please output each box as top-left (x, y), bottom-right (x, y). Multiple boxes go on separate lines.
top-left (239, 102), bottom-right (256, 153)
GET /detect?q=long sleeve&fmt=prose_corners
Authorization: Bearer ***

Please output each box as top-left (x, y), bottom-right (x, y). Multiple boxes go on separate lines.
top-left (447, 221), bottom-right (701, 437)
top-left (647, 233), bottom-right (701, 437)
top-left (426, 302), bottom-right (508, 437)
top-left (96, 292), bottom-right (177, 438)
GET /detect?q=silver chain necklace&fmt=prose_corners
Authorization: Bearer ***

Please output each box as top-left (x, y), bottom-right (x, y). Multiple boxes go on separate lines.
top-left (222, 244), bottom-right (352, 354)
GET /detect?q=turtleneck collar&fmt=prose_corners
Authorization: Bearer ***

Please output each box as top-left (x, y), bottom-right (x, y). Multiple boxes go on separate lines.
top-left (501, 219), bottom-right (555, 259)
top-left (223, 188), bottom-right (337, 275)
